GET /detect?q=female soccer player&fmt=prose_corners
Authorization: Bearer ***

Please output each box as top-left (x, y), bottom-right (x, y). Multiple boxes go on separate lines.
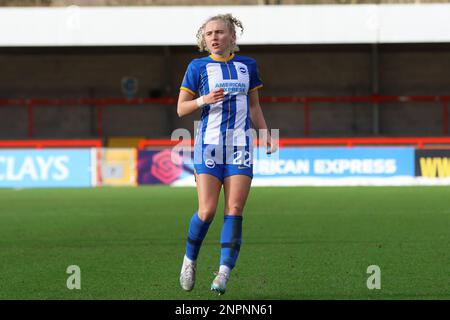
top-left (177, 13), bottom-right (277, 295)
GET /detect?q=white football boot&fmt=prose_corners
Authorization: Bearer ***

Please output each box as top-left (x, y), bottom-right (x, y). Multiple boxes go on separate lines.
top-left (210, 271), bottom-right (229, 295)
top-left (179, 255), bottom-right (196, 291)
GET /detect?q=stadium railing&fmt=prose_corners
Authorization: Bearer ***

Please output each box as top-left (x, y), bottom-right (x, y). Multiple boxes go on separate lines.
top-left (137, 137), bottom-right (450, 149)
top-left (0, 97), bottom-right (176, 138)
top-left (1, 137), bottom-right (448, 149)
top-left (0, 139), bottom-right (102, 148)
top-left (0, 95), bottom-right (449, 138)
top-left (1, 137), bottom-right (449, 150)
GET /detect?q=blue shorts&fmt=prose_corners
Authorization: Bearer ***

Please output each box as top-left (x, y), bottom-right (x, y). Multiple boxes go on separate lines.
top-left (193, 144), bottom-right (253, 183)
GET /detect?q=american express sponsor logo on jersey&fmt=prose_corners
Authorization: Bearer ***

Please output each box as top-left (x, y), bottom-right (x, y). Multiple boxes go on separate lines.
top-left (215, 82), bottom-right (246, 94)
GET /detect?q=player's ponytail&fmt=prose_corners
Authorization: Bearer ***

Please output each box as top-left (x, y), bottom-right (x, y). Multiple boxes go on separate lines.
top-left (196, 14), bottom-right (244, 53)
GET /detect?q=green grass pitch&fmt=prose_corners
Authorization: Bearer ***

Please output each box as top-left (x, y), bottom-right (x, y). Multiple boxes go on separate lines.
top-left (0, 186), bottom-right (448, 300)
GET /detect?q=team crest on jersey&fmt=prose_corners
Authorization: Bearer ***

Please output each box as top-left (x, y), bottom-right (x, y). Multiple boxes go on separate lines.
top-left (238, 66), bottom-right (247, 74)
top-left (205, 159), bottom-right (216, 168)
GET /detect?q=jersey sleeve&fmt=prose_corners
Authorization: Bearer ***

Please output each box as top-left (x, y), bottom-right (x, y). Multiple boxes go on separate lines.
top-left (180, 61), bottom-right (199, 96)
top-left (249, 60), bottom-right (263, 92)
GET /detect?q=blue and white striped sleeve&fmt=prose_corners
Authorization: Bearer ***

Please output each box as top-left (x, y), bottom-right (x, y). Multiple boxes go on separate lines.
top-left (180, 61), bottom-right (199, 96)
top-left (249, 60), bottom-right (263, 92)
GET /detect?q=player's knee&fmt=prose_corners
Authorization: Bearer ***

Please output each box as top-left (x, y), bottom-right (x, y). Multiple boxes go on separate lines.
top-left (197, 208), bottom-right (216, 222)
top-left (226, 204), bottom-right (244, 216)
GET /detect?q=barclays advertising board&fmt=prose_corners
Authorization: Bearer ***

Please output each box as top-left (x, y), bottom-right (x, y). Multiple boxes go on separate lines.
top-left (0, 149), bottom-right (92, 188)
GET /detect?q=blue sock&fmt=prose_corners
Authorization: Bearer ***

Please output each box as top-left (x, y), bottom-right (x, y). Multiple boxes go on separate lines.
top-left (220, 215), bottom-right (243, 270)
top-left (185, 212), bottom-right (212, 261)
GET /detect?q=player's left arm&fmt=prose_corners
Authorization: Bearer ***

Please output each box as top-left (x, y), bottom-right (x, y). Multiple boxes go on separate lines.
top-left (249, 89), bottom-right (278, 154)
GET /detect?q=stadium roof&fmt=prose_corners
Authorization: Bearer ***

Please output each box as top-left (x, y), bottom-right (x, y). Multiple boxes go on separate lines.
top-left (1, 4), bottom-right (450, 46)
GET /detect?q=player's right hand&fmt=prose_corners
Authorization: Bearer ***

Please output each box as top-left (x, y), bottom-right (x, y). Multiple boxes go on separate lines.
top-left (204, 88), bottom-right (225, 105)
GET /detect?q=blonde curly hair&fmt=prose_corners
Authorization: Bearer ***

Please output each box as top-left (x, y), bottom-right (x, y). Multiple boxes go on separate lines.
top-left (196, 14), bottom-right (244, 53)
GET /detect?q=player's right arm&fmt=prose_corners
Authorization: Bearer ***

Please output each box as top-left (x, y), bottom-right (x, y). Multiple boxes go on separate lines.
top-left (177, 88), bottom-right (224, 118)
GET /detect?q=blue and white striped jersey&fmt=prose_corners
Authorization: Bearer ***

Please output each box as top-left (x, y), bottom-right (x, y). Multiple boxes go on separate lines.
top-left (180, 53), bottom-right (263, 147)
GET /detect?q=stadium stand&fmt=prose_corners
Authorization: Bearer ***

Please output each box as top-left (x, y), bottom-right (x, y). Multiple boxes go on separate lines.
top-left (3, 0), bottom-right (450, 6)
